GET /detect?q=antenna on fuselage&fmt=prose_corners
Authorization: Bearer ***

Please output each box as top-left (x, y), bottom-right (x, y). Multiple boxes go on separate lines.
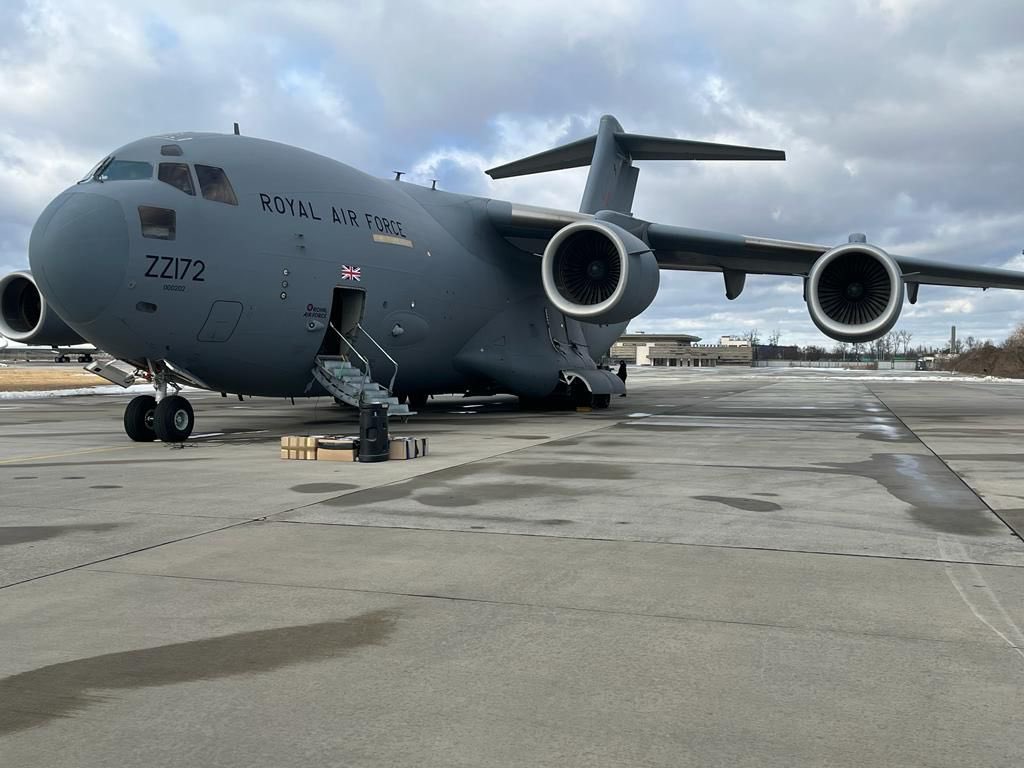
top-left (394, 171), bottom-right (404, 181)
top-left (431, 180), bottom-right (437, 190)
top-left (233, 122), bottom-right (240, 136)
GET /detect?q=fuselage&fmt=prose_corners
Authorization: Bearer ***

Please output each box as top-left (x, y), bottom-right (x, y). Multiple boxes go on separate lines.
top-left (28, 132), bottom-right (624, 398)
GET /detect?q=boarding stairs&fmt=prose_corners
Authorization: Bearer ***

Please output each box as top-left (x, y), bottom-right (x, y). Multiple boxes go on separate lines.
top-left (311, 323), bottom-right (414, 418)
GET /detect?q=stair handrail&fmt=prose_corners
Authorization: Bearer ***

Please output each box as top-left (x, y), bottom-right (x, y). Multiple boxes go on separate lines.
top-left (328, 322), bottom-right (371, 405)
top-left (356, 322), bottom-right (398, 394)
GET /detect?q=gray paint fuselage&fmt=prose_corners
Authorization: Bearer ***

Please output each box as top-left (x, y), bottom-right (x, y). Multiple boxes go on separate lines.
top-left (28, 133), bottom-right (622, 398)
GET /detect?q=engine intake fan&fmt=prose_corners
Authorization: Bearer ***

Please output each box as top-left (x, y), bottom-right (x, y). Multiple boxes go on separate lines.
top-left (541, 220), bottom-right (659, 325)
top-left (0, 270), bottom-right (84, 346)
top-left (806, 243), bottom-right (903, 343)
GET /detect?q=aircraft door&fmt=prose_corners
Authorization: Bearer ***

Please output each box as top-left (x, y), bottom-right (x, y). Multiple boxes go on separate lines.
top-left (319, 286), bottom-right (365, 356)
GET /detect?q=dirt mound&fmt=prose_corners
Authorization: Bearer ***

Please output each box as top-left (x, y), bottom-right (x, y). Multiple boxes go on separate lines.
top-left (948, 345), bottom-right (1024, 379)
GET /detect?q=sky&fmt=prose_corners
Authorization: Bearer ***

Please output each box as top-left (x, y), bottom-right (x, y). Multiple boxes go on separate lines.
top-left (1, 0), bottom-right (1021, 349)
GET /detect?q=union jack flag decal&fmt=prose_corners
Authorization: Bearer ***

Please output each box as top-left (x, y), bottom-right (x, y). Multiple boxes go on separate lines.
top-left (340, 265), bottom-right (361, 281)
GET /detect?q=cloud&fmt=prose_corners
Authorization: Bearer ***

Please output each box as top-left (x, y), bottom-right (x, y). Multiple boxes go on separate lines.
top-left (0, 0), bottom-right (1021, 348)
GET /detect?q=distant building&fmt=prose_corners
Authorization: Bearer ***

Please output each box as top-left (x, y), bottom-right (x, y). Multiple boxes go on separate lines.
top-left (718, 335), bottom-right (750, 347)
top-left (611, 332), bottom-right (752, 367)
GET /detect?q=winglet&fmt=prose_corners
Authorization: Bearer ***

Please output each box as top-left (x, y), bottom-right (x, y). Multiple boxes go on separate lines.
top-left (485, 115), bottom-right (785, 215)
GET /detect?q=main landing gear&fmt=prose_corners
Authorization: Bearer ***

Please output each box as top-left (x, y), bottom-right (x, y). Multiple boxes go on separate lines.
top-left (123, 373), bottom-right (195, 443)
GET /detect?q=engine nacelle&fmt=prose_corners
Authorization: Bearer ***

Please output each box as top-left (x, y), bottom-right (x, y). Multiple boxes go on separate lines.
top-left (0, 270), bottom-right (85, 346)
top-left (541, 220), bottom-right (660, 325)
top-left (806, 243), bottom-right (903, 343)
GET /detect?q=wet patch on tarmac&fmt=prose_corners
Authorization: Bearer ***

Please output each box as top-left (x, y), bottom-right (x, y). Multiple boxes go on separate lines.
top-left (0, 610), bottom-right (399, 736)
top-left (736, 453), bottom-right (1003, 536)
top-left (855, 427), bottom-right (917, 443)
top-left (61, 476), bottom-right (86, 480)
top-left (290, 483), bottom-right (359, 494)
top-left (501, 462), bottom-right (634, 480)
top-left (753, 492), bottom-right (779, 497)
top-left (415, 482), bottom-right (586, 507)
top-left (89, 484), bottom-right (123, 489)
top-left (0, 523), bottom-right (122, 547)
top-left (344, 508), bottom-right (573, 526)
top-left (992, 509), bottom-right (1024, 538)
top-left (322, 482), bottom-right (413, 507)
top-left (941, 454), bottom-right (1024, 463)
top-left (693, 495), bottom-right (783, 512)
top-left (11, 476), bottom-right (37, 480)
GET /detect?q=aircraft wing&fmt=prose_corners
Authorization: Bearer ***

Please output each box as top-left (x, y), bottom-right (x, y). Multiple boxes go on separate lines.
top-left (644, 220), bottom-right (1024, 291)
top-left (486, 201), bottom-right (1024, 292)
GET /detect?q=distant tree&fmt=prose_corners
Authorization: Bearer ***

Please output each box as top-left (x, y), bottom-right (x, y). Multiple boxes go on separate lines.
top-left (743, 328), bottom-right (761, 346)
top-left (767, 329), bottom-right (782, 346)
top-left (803, 344), bottom-right (826, 361)
top-left (1006, 323), bottom-right (1024, 351)
top-left (832, 341), bottom-right (850, 359)
top-left (900, 330), bottom-right (913, 355)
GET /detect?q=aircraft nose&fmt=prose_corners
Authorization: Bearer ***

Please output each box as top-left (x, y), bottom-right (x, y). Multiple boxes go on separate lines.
top-left (29, 192), bottom-right (129, 325)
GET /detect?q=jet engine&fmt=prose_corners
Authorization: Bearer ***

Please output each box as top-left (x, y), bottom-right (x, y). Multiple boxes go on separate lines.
top-left (0, 270), bottom-right (85, 345)
top-left (541, 220), bottom-right (659, 325)
top-left (806, 242), bottom-right (904, 343)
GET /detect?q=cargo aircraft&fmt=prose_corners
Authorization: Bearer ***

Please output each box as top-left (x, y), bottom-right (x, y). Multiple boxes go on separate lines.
top-left (3, 115), bottom-right (1023, 442)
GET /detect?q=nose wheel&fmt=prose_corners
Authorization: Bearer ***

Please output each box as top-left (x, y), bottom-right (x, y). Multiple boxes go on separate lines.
top-left (123, 393), bottom-right (194, 442)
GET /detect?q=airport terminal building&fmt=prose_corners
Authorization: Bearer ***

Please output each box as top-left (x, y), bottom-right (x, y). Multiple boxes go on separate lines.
top-left (611, 333), bottom-right (753, 367)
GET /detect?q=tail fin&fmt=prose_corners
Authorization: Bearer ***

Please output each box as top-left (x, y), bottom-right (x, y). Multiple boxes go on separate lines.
top-left (485, 114), bottom-right (785, 215)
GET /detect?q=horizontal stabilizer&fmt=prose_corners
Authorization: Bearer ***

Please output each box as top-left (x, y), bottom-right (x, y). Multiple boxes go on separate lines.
top-left (486, 130), bottom-right (784, 180)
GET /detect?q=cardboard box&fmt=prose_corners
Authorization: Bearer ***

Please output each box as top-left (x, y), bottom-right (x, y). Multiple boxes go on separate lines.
top-left (317, 437), bottom-right (358, 462)
top-left (389, 436), bottom-right (428, 460)
top-left (280, 435), bottom-right (323, 460)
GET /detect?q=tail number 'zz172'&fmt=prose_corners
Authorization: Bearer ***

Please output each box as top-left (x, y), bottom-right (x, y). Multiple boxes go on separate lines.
top-left (144, 256), bottom-right (206, 282)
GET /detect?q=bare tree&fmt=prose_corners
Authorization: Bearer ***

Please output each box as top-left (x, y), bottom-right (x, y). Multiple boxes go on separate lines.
top-left (767, 329), bottom-right (781, 346)
top-left (1006, 323), bottom-right (1024, 351)
top-left (743, 328), bottom-right (761, 346)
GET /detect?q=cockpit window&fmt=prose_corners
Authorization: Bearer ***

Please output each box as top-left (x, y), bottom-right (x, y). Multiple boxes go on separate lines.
top-left (158, 163), bottom-right (195, 196)
top-left (195, 165), bottom-right (238, 205)
top-left (97, 160), bottom-right (153, 181)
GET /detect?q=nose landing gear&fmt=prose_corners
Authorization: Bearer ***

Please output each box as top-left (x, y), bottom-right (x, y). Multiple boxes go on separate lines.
top-left (123, 369), bottom-right (195, 442)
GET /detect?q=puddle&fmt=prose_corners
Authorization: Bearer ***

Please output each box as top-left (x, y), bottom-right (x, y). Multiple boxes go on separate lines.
top-left (0, 610), bottom-right (399, 735)
top-left (0, 523), bottom-right (122, 547)
top-left (693, 495), bottom-right (782, 512)
top-left (291, 483), bottom-right (359, 494)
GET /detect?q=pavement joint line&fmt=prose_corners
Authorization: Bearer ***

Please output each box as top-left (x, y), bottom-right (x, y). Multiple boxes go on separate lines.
top-left (80, 566), bottom-right (1019, 652)
top-left (0, 518), bottom-right (261, 592)
top-left (263, 518), bottom-right (1024, 569)
top-left (0, 502), bottom-right (253, 520)
top-left (0, 445), bottom-right (132, 465)
top-left (866, 383), bottom-right (1024, 543)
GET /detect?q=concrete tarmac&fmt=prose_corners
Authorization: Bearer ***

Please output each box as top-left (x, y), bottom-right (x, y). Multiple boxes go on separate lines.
top-left (1, 367), bottom-right (1023, 767)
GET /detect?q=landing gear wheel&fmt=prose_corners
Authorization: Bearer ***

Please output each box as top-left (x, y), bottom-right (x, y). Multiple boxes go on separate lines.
top-left (124, 395), bottom-right (158, 442)
top-left (153, 395), bottom-right (195, 442)
top-left (592, 394), bottom-right (611, 409)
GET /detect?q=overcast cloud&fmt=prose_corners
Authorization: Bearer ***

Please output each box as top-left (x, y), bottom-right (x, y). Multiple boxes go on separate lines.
top-left (1, 0), bottom-right (1021, 348)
